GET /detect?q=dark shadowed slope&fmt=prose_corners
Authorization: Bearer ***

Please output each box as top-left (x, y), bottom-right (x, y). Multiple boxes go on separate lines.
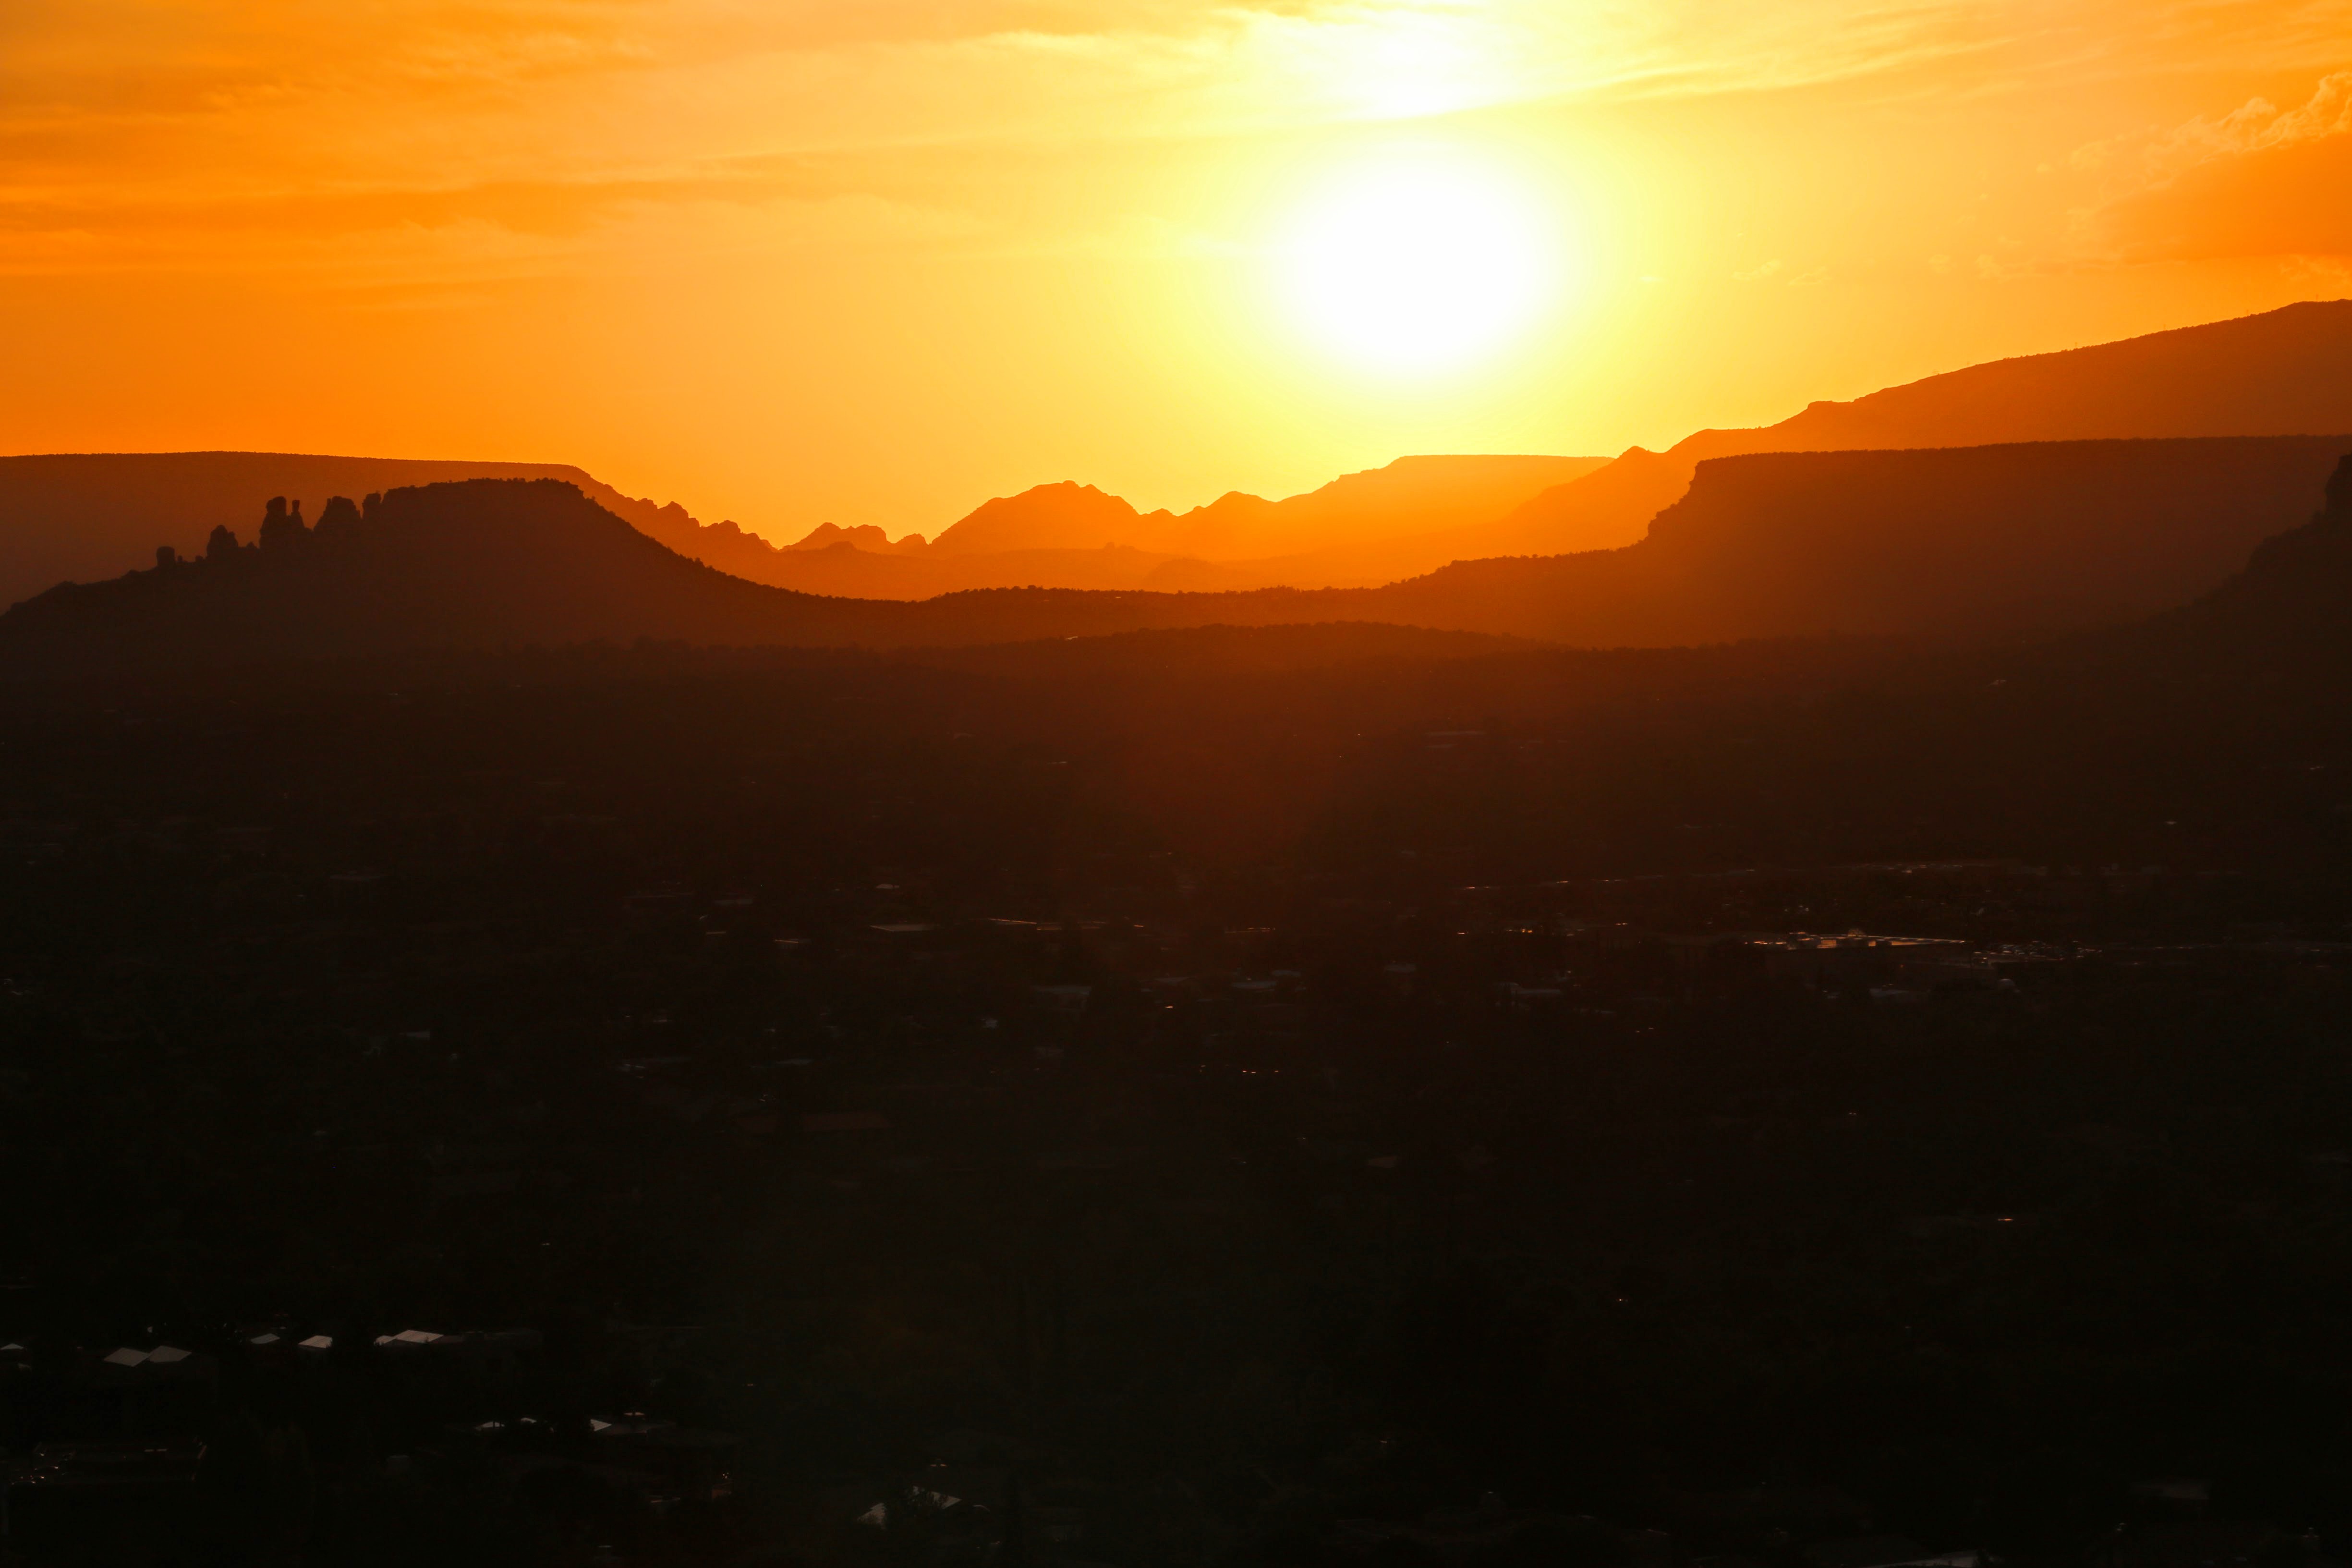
top-left (1288, 452), bottom-right (2352, 879)
top-left (2098, 445), bottom-right (2352, 675)
top-left (1494, 298), bottom-right (2352, 559)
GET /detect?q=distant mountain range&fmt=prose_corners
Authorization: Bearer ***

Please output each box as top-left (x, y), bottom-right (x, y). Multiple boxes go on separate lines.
top-left (0, 450), bottom-right (1606, 608)
top-left (923, 454), bottom-right (1611, 559)
top-left (4, 433), bottom-right (2344, 667)
top-left (6, 299), bottom-right (2346, 610)
top-left (0, 479), bottom-right (1312, 665)
top-left (5, 298), bottom-right (2349, 660)
top-left (608, 454), bottom-right (1616, 597)
top-left (634, 297), bottom-right (2352, 595)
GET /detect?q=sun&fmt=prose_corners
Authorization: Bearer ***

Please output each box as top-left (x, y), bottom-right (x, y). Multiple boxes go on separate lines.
top-left (1273, 153), bottom-right (1559, 374)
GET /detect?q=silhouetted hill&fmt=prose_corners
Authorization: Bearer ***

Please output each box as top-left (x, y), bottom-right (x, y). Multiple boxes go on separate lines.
top-left (1498, 298), bottom-right (2352, 557)
top-left (1781, 300), bottom-right (2352, 448)
top-left (0, 450), bottom-right (1603, 608)
top-left (0, 479), bottom-right (1354, 665)
top-left (12, 302), bottom-right (2337, 618)
top-left (0, 480), bottom-right (868, 664)
top-left (1357, 435), bottom-right (2352, 644)
top-left (614, 459), bottom-right (1620, 595)
top-left (2067, 446), bottom-right (2352, 682)
top-left (0, 451), bottom-right (634, 609)
top-left (643, 303), bottom-right (2352, 595)
top-left (606, 496), bottom-right (796, 577)
top-left (689, 301), bottom-right (2352, 599)
top-left (927, 481), bottom-right (1146, 556)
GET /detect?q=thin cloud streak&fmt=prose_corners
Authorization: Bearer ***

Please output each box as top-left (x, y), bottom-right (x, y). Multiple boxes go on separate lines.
top-left (2076, 71), bottom-right (2352, 263)
top-left (0, 1), bottom-right (2145, 277)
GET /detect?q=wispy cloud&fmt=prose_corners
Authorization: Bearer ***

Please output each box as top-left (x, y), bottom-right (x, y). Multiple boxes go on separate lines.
top-left (5, 0), bottom-right (2350, 282)
top-left (2077, 71), bottom-right (2352, 262)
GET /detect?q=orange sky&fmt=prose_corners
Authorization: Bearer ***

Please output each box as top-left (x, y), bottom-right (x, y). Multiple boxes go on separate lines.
top-left (5, 1), bottom-right (2350, 539)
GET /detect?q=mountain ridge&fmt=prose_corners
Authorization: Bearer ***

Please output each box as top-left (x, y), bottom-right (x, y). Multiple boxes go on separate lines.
top-left (0, 450), bottom-right (617, 610)
top-left (5, 434), bottom-right (2343, 668)
top-left (1493, 297), bottom-right (2352, 559)
top-left (11, 299), bottom-right (2348, 608)
top-left (0, 450), bottom-right (1608, 608)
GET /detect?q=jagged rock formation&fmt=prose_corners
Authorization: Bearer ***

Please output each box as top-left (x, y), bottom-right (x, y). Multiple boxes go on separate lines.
top-left (0, 451), bottom-right (625, 608)
top-left (617, 457), bottom-right (1613, 597)
top-left (783, 522), bottom-right (929, 554)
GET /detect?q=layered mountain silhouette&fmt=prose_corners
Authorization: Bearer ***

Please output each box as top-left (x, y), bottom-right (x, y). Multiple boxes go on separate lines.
top-left (1348, 434), bottom-right (2352, 644)
top-left (784, 522), bottom-right (931, 555)
top-left (926, 454), bottom-right (1609, 559)
top-left (11, 300), bottom-right (2348, 615)
top-left (1492, 297), bottom-right (2352, 559)
top-left (621, 300), bottom-right (2352, 596)
top-left (0, 450), bottom-right (1603, 608)
top-left (640, 455), bottom-right (1612, 597)
top-left (0, 480), bottom-right (1346, 665)
top-left (4, 433), bottom-right (2343, 668)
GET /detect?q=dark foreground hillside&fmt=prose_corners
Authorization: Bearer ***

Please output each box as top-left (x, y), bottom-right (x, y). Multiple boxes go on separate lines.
top-left (0, 466), bottom-right (2350, 1565)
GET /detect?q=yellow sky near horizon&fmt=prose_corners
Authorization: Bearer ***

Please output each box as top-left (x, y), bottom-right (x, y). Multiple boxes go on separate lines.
top-left (5, 1), bottom-right (2352, 539)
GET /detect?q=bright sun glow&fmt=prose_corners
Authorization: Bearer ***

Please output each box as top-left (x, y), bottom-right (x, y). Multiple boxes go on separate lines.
top-left (1274, 154), bottom-right (1559, 374)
